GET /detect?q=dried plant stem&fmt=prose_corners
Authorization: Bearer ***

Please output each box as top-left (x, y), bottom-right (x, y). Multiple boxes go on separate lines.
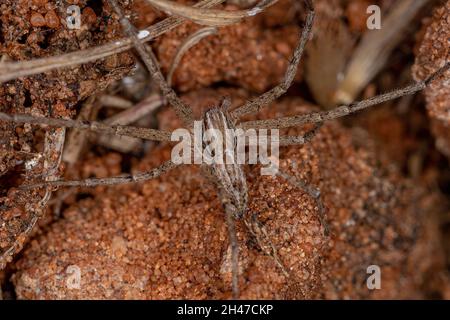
top-left (103, 94), bottom-right (165, 126)
top-left (97, 94), bottom-right (165, 152)
top-left (167, 26), bottom-right (218, 86)
top-left (334, 0), bottom-right (429, 104)
top-left (63, 96), bottom-right (97, 164)
top-left (99, 95), bottom-right (134, 109)
top-left (0, 0), bottom-right (226, 83)
top-left (146, 0), bottom-right (278, 26)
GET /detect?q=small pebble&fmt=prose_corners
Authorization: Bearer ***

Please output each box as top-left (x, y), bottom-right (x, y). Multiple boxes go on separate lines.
top-left (82, 7), bottom-right (97, 25)
top-left (45, 10), bottom-right (60, 28)
top-left (30, 12), bottom-right (46, 27)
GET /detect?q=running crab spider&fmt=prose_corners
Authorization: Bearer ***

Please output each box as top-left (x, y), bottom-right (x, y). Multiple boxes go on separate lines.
top-left (0, 0), bottom-right (449, 299)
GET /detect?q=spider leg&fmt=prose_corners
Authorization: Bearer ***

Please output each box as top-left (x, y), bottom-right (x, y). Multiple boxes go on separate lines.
top-left (0, 112), bottom-right (172, 142)
top-left (244, 213), bottom-right (290, 278)
top-left (230, 0), bottom-right (315, 119)
top-left (21, 159), bottom-right (177, 189)
top-left (238, 62), bottom-right (450, 130)
top-left (241, 123), bottom-right (324, 276)
top-left (277, 122), bottom-right (322, 146)
top-left (207, 165), bottom-right (242, 300)
top-left (1, 129), bottom-right (64, 268)
top-left (223, 202), bottom-right (240, 299)
top-left (277, 169), bottom-right (329, 236)
top-left (108, 0), bottom-right (194, 127)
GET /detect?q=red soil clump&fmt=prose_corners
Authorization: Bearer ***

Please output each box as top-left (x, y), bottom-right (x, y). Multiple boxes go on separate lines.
top-left (149, 0), bottom-right (301, 93)
top-left (0, 0), bottom-right (134, 266)
top-left (413, 1), bottom-right (450, 158)
top-left (12, 89), bottom-right (448, 299)
top-left (1, 0), bottom-right (449, 301)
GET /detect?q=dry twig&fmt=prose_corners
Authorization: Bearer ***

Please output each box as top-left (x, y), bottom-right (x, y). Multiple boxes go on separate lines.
top-left (334, 0), bottom-right (429, 104)
top-left (167, 26), bottom-right (218, 86)
top-left (146, 0), bottom-right (278, 26)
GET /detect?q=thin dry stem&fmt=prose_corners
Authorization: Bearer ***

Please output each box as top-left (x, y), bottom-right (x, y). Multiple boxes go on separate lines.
top-left (334, 0), bottom-right (429, 104)
top-left (97, 94), bottom-right (165, 152)
top-left (146, 0), bottom-right (278, 26)
top-left (103, 94), bottom-right (165, 126)
top-left (167, 26), bottom-right (218, 86)
top-left (63, 96), bottom-right (97, 164)
top-left (99, 95), bottom-right (134, 109)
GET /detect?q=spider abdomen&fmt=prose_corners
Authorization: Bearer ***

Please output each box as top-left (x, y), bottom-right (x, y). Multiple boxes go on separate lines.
top-left (202, 107), bottom-right (248, 217)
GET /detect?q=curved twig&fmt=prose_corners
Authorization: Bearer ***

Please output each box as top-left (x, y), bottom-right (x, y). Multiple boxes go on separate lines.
top-left (167, 26), bottom-right (218, 86)
top-left (146, 0), bottom-right (278, 26)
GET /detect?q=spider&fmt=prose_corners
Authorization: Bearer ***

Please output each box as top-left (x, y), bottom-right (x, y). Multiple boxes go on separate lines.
top-left (0, 0), bottom-right (448, 299)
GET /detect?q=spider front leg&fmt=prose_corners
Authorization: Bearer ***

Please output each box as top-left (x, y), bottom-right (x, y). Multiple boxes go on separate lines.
top-left (108, 0), bottom-right (194, 126)
top-left (278, 126), bottom-right (329, 234)
top-left (0, 112), bottom-right (172, 142)
top-left (277, 122), bottom-right (323, 146)
top-left (238, 62), bottom-right (450, 130)
top-left (230, 0), bottom-right (315, 119)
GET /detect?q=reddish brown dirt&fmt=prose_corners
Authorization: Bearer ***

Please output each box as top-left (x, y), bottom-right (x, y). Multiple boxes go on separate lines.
top-left (413, 1), bottom-right (450, 158)
top-left (0, 0), bottom-right (134, 266)
top-left (1, 0), bottom-right (449, 300)
top-left (151, 0), bottom-right (301, 93)
top-left (11, 89), bottom-right (448, 299)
